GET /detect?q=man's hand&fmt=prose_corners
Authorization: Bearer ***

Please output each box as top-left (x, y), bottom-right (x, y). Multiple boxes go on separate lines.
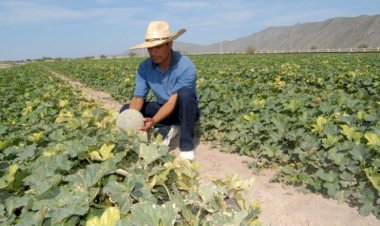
top-left (140, 117), bottom-right (155, 132)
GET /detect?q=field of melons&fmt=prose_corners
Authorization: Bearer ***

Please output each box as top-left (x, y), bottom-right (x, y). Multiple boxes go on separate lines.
top-left (43, 53), bottom-right (380, 219)
top-left (0, 64), bottom-right (260, 225)
top-left (1, 52), bottom-right (379, 224)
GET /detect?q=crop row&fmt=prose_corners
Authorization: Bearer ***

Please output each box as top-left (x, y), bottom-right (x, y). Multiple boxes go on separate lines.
top-left (0, 64), bottom-right (259, 225)
top-left (44, 53), bottom-right (380, 218)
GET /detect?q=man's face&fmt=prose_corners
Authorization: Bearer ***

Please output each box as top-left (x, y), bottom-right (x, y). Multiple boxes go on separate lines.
top-left (147, 42), bottom-right (172, 65)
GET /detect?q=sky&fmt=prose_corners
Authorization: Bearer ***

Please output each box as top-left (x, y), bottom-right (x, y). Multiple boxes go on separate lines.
top-left (1, 0), bottom-right (379, 61)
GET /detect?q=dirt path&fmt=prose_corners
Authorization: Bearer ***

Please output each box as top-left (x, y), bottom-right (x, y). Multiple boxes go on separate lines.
top-left (54, 72), bottom-right (379, 226)
top-left (0, 64), bottom-right (12, 69)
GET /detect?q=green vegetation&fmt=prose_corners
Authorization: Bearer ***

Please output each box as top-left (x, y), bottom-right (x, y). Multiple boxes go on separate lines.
top-left (43, 53), bottom-right (380, 219)
top-left (245, 46), bottom-right (256, 54)
top-left (358, 43), bottom-right (369, 49)
top-left (0, 64), bottom-right (260, 225)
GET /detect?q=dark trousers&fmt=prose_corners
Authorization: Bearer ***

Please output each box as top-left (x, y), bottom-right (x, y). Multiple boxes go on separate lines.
top-left (120, 87), bottom-right (200, 151)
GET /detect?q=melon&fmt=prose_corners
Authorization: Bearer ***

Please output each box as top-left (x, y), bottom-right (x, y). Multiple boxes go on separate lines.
top-left (116, 109), bottom-right (144, 132)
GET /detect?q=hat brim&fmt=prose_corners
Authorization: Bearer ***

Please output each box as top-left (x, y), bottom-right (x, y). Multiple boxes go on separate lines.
top-left (130, 28), bottom-right (186, 50)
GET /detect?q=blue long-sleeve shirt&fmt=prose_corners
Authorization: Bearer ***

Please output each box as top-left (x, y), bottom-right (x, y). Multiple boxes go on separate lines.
top-left (133, 51), bottom-right (197, 105)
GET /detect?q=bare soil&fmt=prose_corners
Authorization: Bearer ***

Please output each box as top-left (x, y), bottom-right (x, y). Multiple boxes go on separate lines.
top-left (0, 64), bottom-right (12, 69)
top-left (55, 72), bottom-right (380, 226)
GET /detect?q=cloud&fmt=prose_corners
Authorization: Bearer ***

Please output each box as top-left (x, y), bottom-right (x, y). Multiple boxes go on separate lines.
top-left (217, 10), bottom-right (256, 23)
top-left (163, 1), bottom-right (211, 9)
top-left (96, 0), bottom-right (113, 4)
top-left (0, 1), bottom-right (78, 25)
top-left (0, 1), bottom-right (142, 26)
top-left (182, 8), bottom-right (257, 33)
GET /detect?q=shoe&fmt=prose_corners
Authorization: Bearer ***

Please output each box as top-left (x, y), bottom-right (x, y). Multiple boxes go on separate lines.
top-left (163, 125), bottom-right (180, 146)
top-left (179, 150), bottom-right (195, 161)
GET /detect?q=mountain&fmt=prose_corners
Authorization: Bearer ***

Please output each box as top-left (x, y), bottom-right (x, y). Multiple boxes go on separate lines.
top-left (123, 14), bottom-right (380, 55)
top-left (175, 14), bottom-right (380, 54)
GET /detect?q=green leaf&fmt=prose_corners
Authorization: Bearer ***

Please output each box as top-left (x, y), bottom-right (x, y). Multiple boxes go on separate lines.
top-left (132, 176), bottom-right (157, 203)
top-left (66, 118), bottom-right (84, 130)
top-left (316, 169), bottom-right (337, 183)
top-left (138, 143), bottom-right (167, 166)
top-left (64, 163), bottom-right (110, 189)
top-left (130, 201), bottom-right (176, 226)
top-left (364, 132), bottom-right (380, 146)
top-left (300, 134), bottom-right (320, 153)
top-left (207, 211), bottom-right (248, 226)
top-left (364, 167), bottom-right (380, 192)
top-left (322, 134), bottom-right (340, 148)
top-left (92, 143), bottom-right (115, 161)
top-left (5, 196), bottom-right (30, 216)
top-left (327, 148), bottom-right (346, 166)
top-left (27, 131), bottom-right (44, 143)
top-left (24, 174), bottom-right (62, 195)
top-left (86, 206), bottom-right (120, 226)
top-left (14, 207), bottom-right (47, 226)
top-left (0, 140), bottom-right (10, 151)
top-left (242, 112), bottom-right (257, 122)
top-left (357, 110), bottom-right (366, 120)
top-left (339, 171), bottom-right (357, 188)
top-left (312, 116), bottom-right (328, 134)
top-left (340, 125), bottom-right (362, 144)
top-left (284, 99), bottom-right (301, 112)
top-left (323, 182), bottom-right (340, 197)
top-left (319, 102), bottom-right (337, 114)
top-left (14, 144), bottom-right (36, 163)
top-left (103, 181), bottom-right (133, 214)
top-left (48, 129), bottom-right (66, 142)
top-left (50, 204), bottom-right (88, 224)
top-left (251, 98), bottom-right (265, 107)
top-left (170, 185), bottom-right (196, 224)
top-left (53, 153), bottom-right (74, 171)
top-left (271, 115), bottom-right (288, 134)
top-left (0, 203), bottom-right (5, 217)
top-left (227, 131), bottom-right (240, 141)
top-left (359, 203), bottom-right (375, 216)
top-left (198, 182), bottom-right (219, 204)
top-left (350, 145), bottom-right (370, 162)
top-left (59, 140), bottom-right (87, 158)
top-left (100, 207), bottom-right (121, 225)
top-left (15, 211), bottom-right (38, 226)
top-left (0, 164), bottom-right (19, 189)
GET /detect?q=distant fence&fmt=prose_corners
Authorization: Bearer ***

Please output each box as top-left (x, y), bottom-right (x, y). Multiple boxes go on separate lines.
top-left (254, 47), bottom-right (380, 54)
top-left (180, 47), bottom-right (380, 55)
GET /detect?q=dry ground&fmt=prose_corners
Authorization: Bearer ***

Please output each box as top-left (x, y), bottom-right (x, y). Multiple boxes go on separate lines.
top-left (0, 64), bottom-right (12, 69)
top-left (54, 72), bottom-right (380, 226)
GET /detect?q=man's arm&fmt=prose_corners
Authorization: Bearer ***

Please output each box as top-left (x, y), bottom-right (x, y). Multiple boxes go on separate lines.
top-left (140, 93), bottom-right (177, 132)
top-left (129, 97), bottom-right (144, 111)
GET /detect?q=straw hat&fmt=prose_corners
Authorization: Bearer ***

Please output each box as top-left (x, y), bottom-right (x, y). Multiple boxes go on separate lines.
top-left (130, 21), bottom-right (186, 49)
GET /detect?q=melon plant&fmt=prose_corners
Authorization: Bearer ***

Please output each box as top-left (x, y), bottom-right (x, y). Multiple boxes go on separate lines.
top-left (0, 64), bottom-right (260, 225)
top-left (44, 53), bottom-right (380, 219)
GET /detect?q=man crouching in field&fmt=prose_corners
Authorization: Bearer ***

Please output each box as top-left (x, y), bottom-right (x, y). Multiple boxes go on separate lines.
top-left (119, 21), bottom-right (200, 161)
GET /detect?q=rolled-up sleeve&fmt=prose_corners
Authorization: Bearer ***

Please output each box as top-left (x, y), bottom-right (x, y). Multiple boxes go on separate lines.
top-left (133, 64), bottom-right (150, 99)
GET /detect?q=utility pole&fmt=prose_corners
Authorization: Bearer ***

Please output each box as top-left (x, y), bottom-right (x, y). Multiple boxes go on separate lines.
top-left (219, 34), bottom-right (223, 54)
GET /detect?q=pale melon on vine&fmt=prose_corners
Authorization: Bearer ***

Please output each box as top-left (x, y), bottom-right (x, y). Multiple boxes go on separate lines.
top-left (116, 109), bottom-right (144, 132)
